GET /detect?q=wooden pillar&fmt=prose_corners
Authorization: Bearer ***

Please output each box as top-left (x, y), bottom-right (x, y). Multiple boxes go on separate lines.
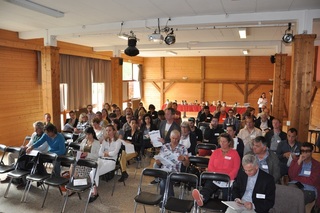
top-left (160, 57), bottom-right (165, 106)
top-left (41, 46), bottom-right (61, 130)
top-left (111, 57), bottom-right (123, 108)
top-left (272, 54), bottom-right (287, 123)
top-left (244, 56), bottom-right (250, 103)
top-left (200, 57), bottom-right (205, 103)
top-left (288, 34), bottom-right (316, 142)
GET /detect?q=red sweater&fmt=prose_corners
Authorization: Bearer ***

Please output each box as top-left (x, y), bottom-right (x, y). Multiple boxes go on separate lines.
top-left (208, 148), bottom-right (240, 180)
top-left (289, 158), bottom-right (320, 206)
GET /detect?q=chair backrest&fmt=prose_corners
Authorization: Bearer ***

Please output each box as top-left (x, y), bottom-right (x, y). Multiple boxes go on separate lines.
top-left (58, 155), bottom-right (75, 168)
top-left (0, 144), bottom-right (7, 164)
top-left (38, 152), bottom-right (58, 164)
top-left (169, 172), bottom-right (198, 185)
top-left (5, 146), bottom-right (22, 154)
top-left (189, 156), bottom-right (209, 168)
top-left (200, 172), bottom-right (230, 183)
top-left (142, 168), bottom-right (168, 179)
top-left (68, 142), bottom-right (80, 151)
top-left (76, 158), bottom-right (98, 169)
top-left (196, 143), bottom-right (217, 151)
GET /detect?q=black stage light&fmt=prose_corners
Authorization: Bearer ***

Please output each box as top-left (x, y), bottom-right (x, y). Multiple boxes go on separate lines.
top-left (164, 28), bottom-right (176, 45)
top-left (282, 23), bottom-right (294, 43)
top-left (124, 31), bottom-right (139, 57)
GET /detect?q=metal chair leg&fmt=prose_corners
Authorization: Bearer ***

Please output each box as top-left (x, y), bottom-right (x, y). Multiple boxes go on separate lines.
top-left (134, 202), bottom-right (138, 213)
top-left (4, 178), bottom-right (13, 198)
top-left (83, 188), bottom-right (93, 213)
top-left (41, 185), bottom-right (50, 208)
top-left (22, 180), bottom-right (32, 202)
top-left (61, 192), bottom-right (69, 213)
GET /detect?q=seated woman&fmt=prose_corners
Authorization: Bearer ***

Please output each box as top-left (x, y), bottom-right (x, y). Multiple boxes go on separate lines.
top-left (101, 108), bottom-right (111, 125)
top-left (70, 127), bottom-right (100, 198)
top-left (63, 110), bottom-right (78, 132)
top-left (139, 113), bottom-right (158, 156)
top-left (119, 118), bottom-right (142, 182)
top-left (179, 121), bottom-right (197, 156)
top-left (73, 113), bottom-right (90, 141)
top-left (90, 124), bottom-right (121, 202)
top-left (111, 119), bottom-right (124, 139)
top-left (92, 117), bottom-right (106, 144)
top-left (192, 133), bottom-right (241, 206)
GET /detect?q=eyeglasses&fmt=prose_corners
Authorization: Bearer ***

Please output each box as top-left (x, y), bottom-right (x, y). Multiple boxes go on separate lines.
top-left (300, 150), bottom-right (312, 153)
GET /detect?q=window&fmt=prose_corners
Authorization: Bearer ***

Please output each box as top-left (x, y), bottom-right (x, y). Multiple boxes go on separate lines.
top-left (92, 83), bottom-right (105, 112)
top-left (122, 62), bottom-right (133, 80)
top-left (123, 63), bottom-right (141, 100)
top-left (60, 83), bottom-right (68, 111)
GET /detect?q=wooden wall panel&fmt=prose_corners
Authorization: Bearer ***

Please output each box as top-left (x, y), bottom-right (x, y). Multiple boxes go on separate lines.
top-left (222, 84), bottom-right (244, 106)
top-left (142, 82), bottom-right (161, 110)
top-left (164, 57), bottom-right (202, 79)
top-left (205, 56), bottom-right (246, 80)
top-left (165, 83), bottom-right (200, 103)
top-left (249, 56), bottom-right (274, 80)
top-left (143, 58), bottom-right (162, 79)
top-left (204, 83), bottom-right (220, 103)
top-left (0, 46), bottom-right (43, 146)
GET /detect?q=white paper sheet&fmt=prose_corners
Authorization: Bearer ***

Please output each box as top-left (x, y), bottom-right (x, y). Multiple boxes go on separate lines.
top-left (73, 178), bottom-right (88, 186)
top-left (27, 150), bottom-right (39, 156)
top-left (221, 201), bottom-right (247, 211)
top-left (149, 130), bottom-right (163, 147)
top-left (154, 151), bottom-right (179, 166)
top-left (122, 141), bottom-right (135, 154)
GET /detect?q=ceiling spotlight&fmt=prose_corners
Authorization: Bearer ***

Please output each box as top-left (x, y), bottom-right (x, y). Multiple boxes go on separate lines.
top-left (238, 28), bottom-right (247, 39)
top-left (282, 23), bottom-right (294, 43)
top-left (124, 31), bottom-right (139, 57)
top-left (165, 28), bottom-right (176, 45)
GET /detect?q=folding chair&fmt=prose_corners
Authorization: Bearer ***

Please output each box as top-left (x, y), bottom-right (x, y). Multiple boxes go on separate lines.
top-left (134, 168), bottom-right (168, 213)
top-left (198, 172), bottom-right (231, 212)
top-left (21, 152), bottom-right (58, 203)
top-left (61, 158), bottom-right (98, 213)
top-left (41, 155), bottom-right (75, 208)
top-left (0, 145), bottom-right (20, 176)
top-left (4, 148), bottom-right (36, 198)
top-left (109, 144), bottom-right (125, 196)
top-left (188, 156), bottom-right (209, 170)
top-left (163, 172), bottom-right (199, 213)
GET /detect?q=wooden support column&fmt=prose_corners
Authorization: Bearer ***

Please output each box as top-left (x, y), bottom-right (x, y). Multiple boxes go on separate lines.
top-left (111, 57), bottom-right (123, 108)
top-left (160, 57), bottom-right (165, 106)
top-left (288, 34), bottom-right (316, 142)
top-left (41, 46), bottom-right (61, 130)
top-left (200, 57), bottom-right (205, 103)
top-left (244, 56), bottom-right (250, 103)
top-left (272, 54), bottom-right (287, 123)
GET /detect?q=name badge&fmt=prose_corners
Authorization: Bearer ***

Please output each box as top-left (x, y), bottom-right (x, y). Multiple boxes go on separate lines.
top-left (207, 117), bottom-right (211, 120)
top-left (262, 165), bottom-right (268, 169)
top-left (127, 136), bottom-right (132, 140)
top-left (222, 118), bottom-right (226, 120)
top-left (256, 193), bottom-right (266, 199)
top-left (277, 140), bottom-right (281, 143)
top-left (250, 135), bottom-right (255, 139)
top-left (215, 133), bottom-right (220, 136)
top-left (304, 171), bottom-right (311, 176)
top-left (224, 156), bottom-right (231, 160)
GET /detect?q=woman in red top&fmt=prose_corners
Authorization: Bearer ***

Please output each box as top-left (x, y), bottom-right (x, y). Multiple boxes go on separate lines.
top-left (192, 133), bottom-right (241, 206)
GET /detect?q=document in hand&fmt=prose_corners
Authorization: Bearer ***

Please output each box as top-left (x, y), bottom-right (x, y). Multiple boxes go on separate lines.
top-left (149, 130), bottom-right (163, 147)
top-left (154, 151), bottom-right (179, 167)
top-left (221, 201), bottom-right (246, 211)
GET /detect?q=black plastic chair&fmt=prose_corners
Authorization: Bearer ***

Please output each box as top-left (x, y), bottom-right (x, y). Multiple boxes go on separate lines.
top-left (61, 158), bottom-right (98, 213)
top-left (41, 155), bottom-right (75, 208)
top-left (0, 145), bottom-right (20, 175)
top-left (198, 172), bottom-right (231, 212)
top-left (188, 156), bottom-right (209, 170)
top-left (4, 147), bottom-right (35, 198)
top-left (163, 172), bottom-right (199, 213)
top-left (134, 168), bottom-right (168, 213)
top-left (21, 152), bottom-right (58, 203)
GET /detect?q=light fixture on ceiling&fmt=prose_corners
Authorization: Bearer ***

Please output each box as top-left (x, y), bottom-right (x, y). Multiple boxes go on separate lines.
top-left (282, 23), bottom-right (294, 43)
top-left (164, 28), bottom-right (176, 45)
top-left (124, 31), bottom-right (139, 57)
top-left (166, 51), bottom-right (177, 56)
top-left (238, 28), bottom-right (247, 39)
top-left (6, 0), bottom-right (64, 18)
top-left (242, 49), bottom-right (248, 55)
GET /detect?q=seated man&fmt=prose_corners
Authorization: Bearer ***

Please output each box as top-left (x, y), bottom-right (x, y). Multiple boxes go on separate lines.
top-left (230, 154), bottom-right (275, 213)
top-left (288, 142), bottom-right (320, 208)
top-left (188, 117), bottom-right (203, 144)
top-left (264, 118), bottom-right (287, 153)
top-left (155, 130), bottom-right (189, 197)
top-left (251, 136), bottom-right (281, 183)
top-left (276, 128), bottom-right (301, 177)
top-left (223, 108), bottom-right (240, 133)
top-left (254, 112), bottom-right (272, 136)
top-left (198, 106), bottom-right (213, 124)
top-left (201, 116), bottom-right (224, 156)
top-left (238, 116), bottom-right (262, 155)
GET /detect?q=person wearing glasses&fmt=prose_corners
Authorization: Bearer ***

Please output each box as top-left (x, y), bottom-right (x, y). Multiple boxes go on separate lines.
top-left (288, 142), bottom-right (320, 209)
